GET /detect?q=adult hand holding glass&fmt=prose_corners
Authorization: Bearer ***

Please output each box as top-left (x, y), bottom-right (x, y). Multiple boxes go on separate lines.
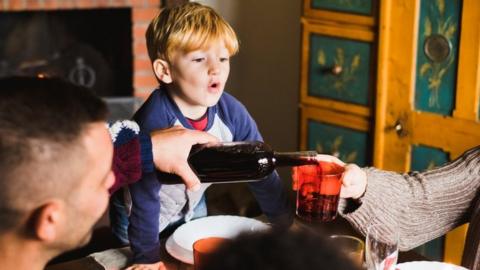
top-left (313, 155), bottom-right (367, 199)
top-left (340, 163), bottom-right (367, 199)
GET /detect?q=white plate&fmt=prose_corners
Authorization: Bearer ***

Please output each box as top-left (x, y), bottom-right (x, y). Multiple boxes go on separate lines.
top-left (165, 215), bottom-right (270, 264)
top-left (396, 261), bottom-right (468, 270)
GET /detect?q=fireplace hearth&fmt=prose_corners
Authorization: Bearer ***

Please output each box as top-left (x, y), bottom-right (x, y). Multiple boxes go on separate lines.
top-left (0, 0), bottom-right (169, 98)
top-left (0, 9), bottom-right (133, 96)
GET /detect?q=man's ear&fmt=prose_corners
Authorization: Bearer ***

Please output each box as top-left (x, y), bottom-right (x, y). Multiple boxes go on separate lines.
top-left (33, 200), bottom-right (64, 242)
top-left (153, 59), bottom-right (173, 84)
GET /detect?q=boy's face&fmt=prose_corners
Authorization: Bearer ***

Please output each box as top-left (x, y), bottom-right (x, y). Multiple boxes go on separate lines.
top-left (167, 41), bottom-right (230, 115)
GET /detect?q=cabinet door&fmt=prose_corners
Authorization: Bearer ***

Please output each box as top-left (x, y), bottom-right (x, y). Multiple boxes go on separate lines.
top-left (375, 0), bottom-right (480, 264)
top-left (300, 20), bottom-right (376, 117)
top-left (303, 0), bottom-right (377, 26)
top-left (300, 106), bottom-right (372, 166)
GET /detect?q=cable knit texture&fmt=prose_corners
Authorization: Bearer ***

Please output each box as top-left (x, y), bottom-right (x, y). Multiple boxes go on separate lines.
top-left (109, 121), bottom-right (144, 194)
top-left (339, 146), bottom-right (480, 251)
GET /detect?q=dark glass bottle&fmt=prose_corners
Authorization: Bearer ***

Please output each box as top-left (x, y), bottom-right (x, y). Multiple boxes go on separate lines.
top-left (157, 141), bottom-right (318, 184)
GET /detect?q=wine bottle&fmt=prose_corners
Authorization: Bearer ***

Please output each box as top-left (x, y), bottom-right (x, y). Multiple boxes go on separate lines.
top-left (157, 141), bottom-right (318, 184)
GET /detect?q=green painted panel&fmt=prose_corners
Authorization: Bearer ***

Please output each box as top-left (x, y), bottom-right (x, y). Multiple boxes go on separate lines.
top-left (311, 0), bottom-right (373, 15)
top-left (415, 0), bottom-right (461, 116)
top-left (411, 145), bottom-right (450, 261)
top-left (411, 145), bottom-right (449, 172)
top-left (307, 120), bottom-right (369, 166)
top-left (308, 34), bottom-right (372, 106)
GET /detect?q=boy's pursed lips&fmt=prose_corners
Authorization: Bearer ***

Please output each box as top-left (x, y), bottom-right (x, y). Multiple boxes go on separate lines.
top-left (208, 80), bottom-right (222, 93)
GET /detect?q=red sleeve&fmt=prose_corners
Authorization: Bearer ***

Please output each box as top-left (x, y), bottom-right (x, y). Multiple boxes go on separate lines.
top-left (109, 137), bottom-right (143, 194)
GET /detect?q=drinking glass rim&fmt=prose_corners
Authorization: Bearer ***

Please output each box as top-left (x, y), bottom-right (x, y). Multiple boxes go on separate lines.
top-left (193, 237), bottom-right (229, 253)
top-left (329, 234), bottom-right (365, 249)
top-left (293, 165), bottom-right (345, 177)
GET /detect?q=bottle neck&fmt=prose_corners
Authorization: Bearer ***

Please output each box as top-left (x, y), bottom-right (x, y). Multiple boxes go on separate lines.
top-left (273, 151), bottom-right (318, 167)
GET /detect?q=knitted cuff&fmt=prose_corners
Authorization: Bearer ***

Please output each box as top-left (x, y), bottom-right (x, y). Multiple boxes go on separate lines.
top-left (338, 168), bottom-right (386, 236)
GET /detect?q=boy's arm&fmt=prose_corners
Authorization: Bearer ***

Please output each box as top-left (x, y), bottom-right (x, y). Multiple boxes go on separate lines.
top-left (247, 171), bottom-right (293, 228)
top-left (128, 171), bottom-right (163, 263)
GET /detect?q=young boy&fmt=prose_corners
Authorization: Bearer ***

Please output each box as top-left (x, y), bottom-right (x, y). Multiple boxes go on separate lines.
top-left (110, 3), bottom-right (292, 266)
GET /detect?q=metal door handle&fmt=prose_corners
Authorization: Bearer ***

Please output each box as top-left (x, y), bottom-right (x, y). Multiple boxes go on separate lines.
top-left (331, 65), bottom-right (343, 75)
top-left (386, 119), bottom-right (408, 137)
top-left (394, 122), bottom-right (403, 133)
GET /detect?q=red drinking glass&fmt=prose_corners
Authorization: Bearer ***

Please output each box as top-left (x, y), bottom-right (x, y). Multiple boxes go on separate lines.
top-left (193, 237), bottom-right (229, 270)
top-left (293, 162), bottom-right (345, 222)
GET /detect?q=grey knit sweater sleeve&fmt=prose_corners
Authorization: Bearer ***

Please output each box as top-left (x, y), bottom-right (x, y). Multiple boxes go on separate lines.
top-left (339, 146), bottom-right (480, 251)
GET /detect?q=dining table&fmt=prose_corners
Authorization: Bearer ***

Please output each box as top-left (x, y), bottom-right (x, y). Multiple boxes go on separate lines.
top-left (292, 215), bottom-right (429, 264)
top-left (45, 238), bottom-right (193, 270)
top-left (44, 215), bottom-right (427, 270)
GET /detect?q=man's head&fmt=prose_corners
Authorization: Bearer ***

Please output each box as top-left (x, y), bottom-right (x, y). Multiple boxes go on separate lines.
top-left (0, 77), bottom-right (114, 255)
top-left (146, 3), bottom-right (239, 115)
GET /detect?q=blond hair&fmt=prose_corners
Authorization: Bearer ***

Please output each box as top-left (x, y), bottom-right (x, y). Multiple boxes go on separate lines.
top-left (146, 2), bottom-right (239, 63)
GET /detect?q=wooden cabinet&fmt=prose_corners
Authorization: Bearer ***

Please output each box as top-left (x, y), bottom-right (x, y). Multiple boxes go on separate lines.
top-left (299, 0), bottom-right (480, 264)
top-left (375, 0), bottom-right (480, 264)
top-left (300, 0), bottom-right (377, 167)
top-left (300, 106), bottom-right (371, 166)
top-left (303, 0), bottom-right (377, 26)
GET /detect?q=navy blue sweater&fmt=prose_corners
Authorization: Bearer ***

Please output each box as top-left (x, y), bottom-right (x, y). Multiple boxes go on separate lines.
top-left (126, 89), bottom-right (292, 263)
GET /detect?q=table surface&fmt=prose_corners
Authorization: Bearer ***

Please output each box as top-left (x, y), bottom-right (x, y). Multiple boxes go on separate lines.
top-left (45, 216), bottom-right (427, 270)
top-left (293, 216), bottom-right (428, 263)
top-left (45, 239), bottom-right (193, 270)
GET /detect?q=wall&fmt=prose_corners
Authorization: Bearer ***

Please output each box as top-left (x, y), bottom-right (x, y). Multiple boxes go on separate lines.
top-left (194, 0), bottom-right (301, 156)
top-left (193, 1), bottom-right (302, 208)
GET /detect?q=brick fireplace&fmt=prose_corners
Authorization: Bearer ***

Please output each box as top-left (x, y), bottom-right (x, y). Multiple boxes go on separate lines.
top-left (0, 0), bottom-right (175, 99)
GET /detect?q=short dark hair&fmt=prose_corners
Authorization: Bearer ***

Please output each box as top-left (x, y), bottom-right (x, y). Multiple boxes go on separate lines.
top-left (0, 77), bottom-right (107, 231)
top-left (201, 229), bottom-right (359, 270)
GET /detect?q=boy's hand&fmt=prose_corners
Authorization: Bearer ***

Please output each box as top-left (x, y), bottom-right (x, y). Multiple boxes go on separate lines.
top-left (125, 261), bottom-right (167, 270)
top-left (339, 163), bottom-right (367, 199)
top-left (150, 126), bottom-right (219, 192)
